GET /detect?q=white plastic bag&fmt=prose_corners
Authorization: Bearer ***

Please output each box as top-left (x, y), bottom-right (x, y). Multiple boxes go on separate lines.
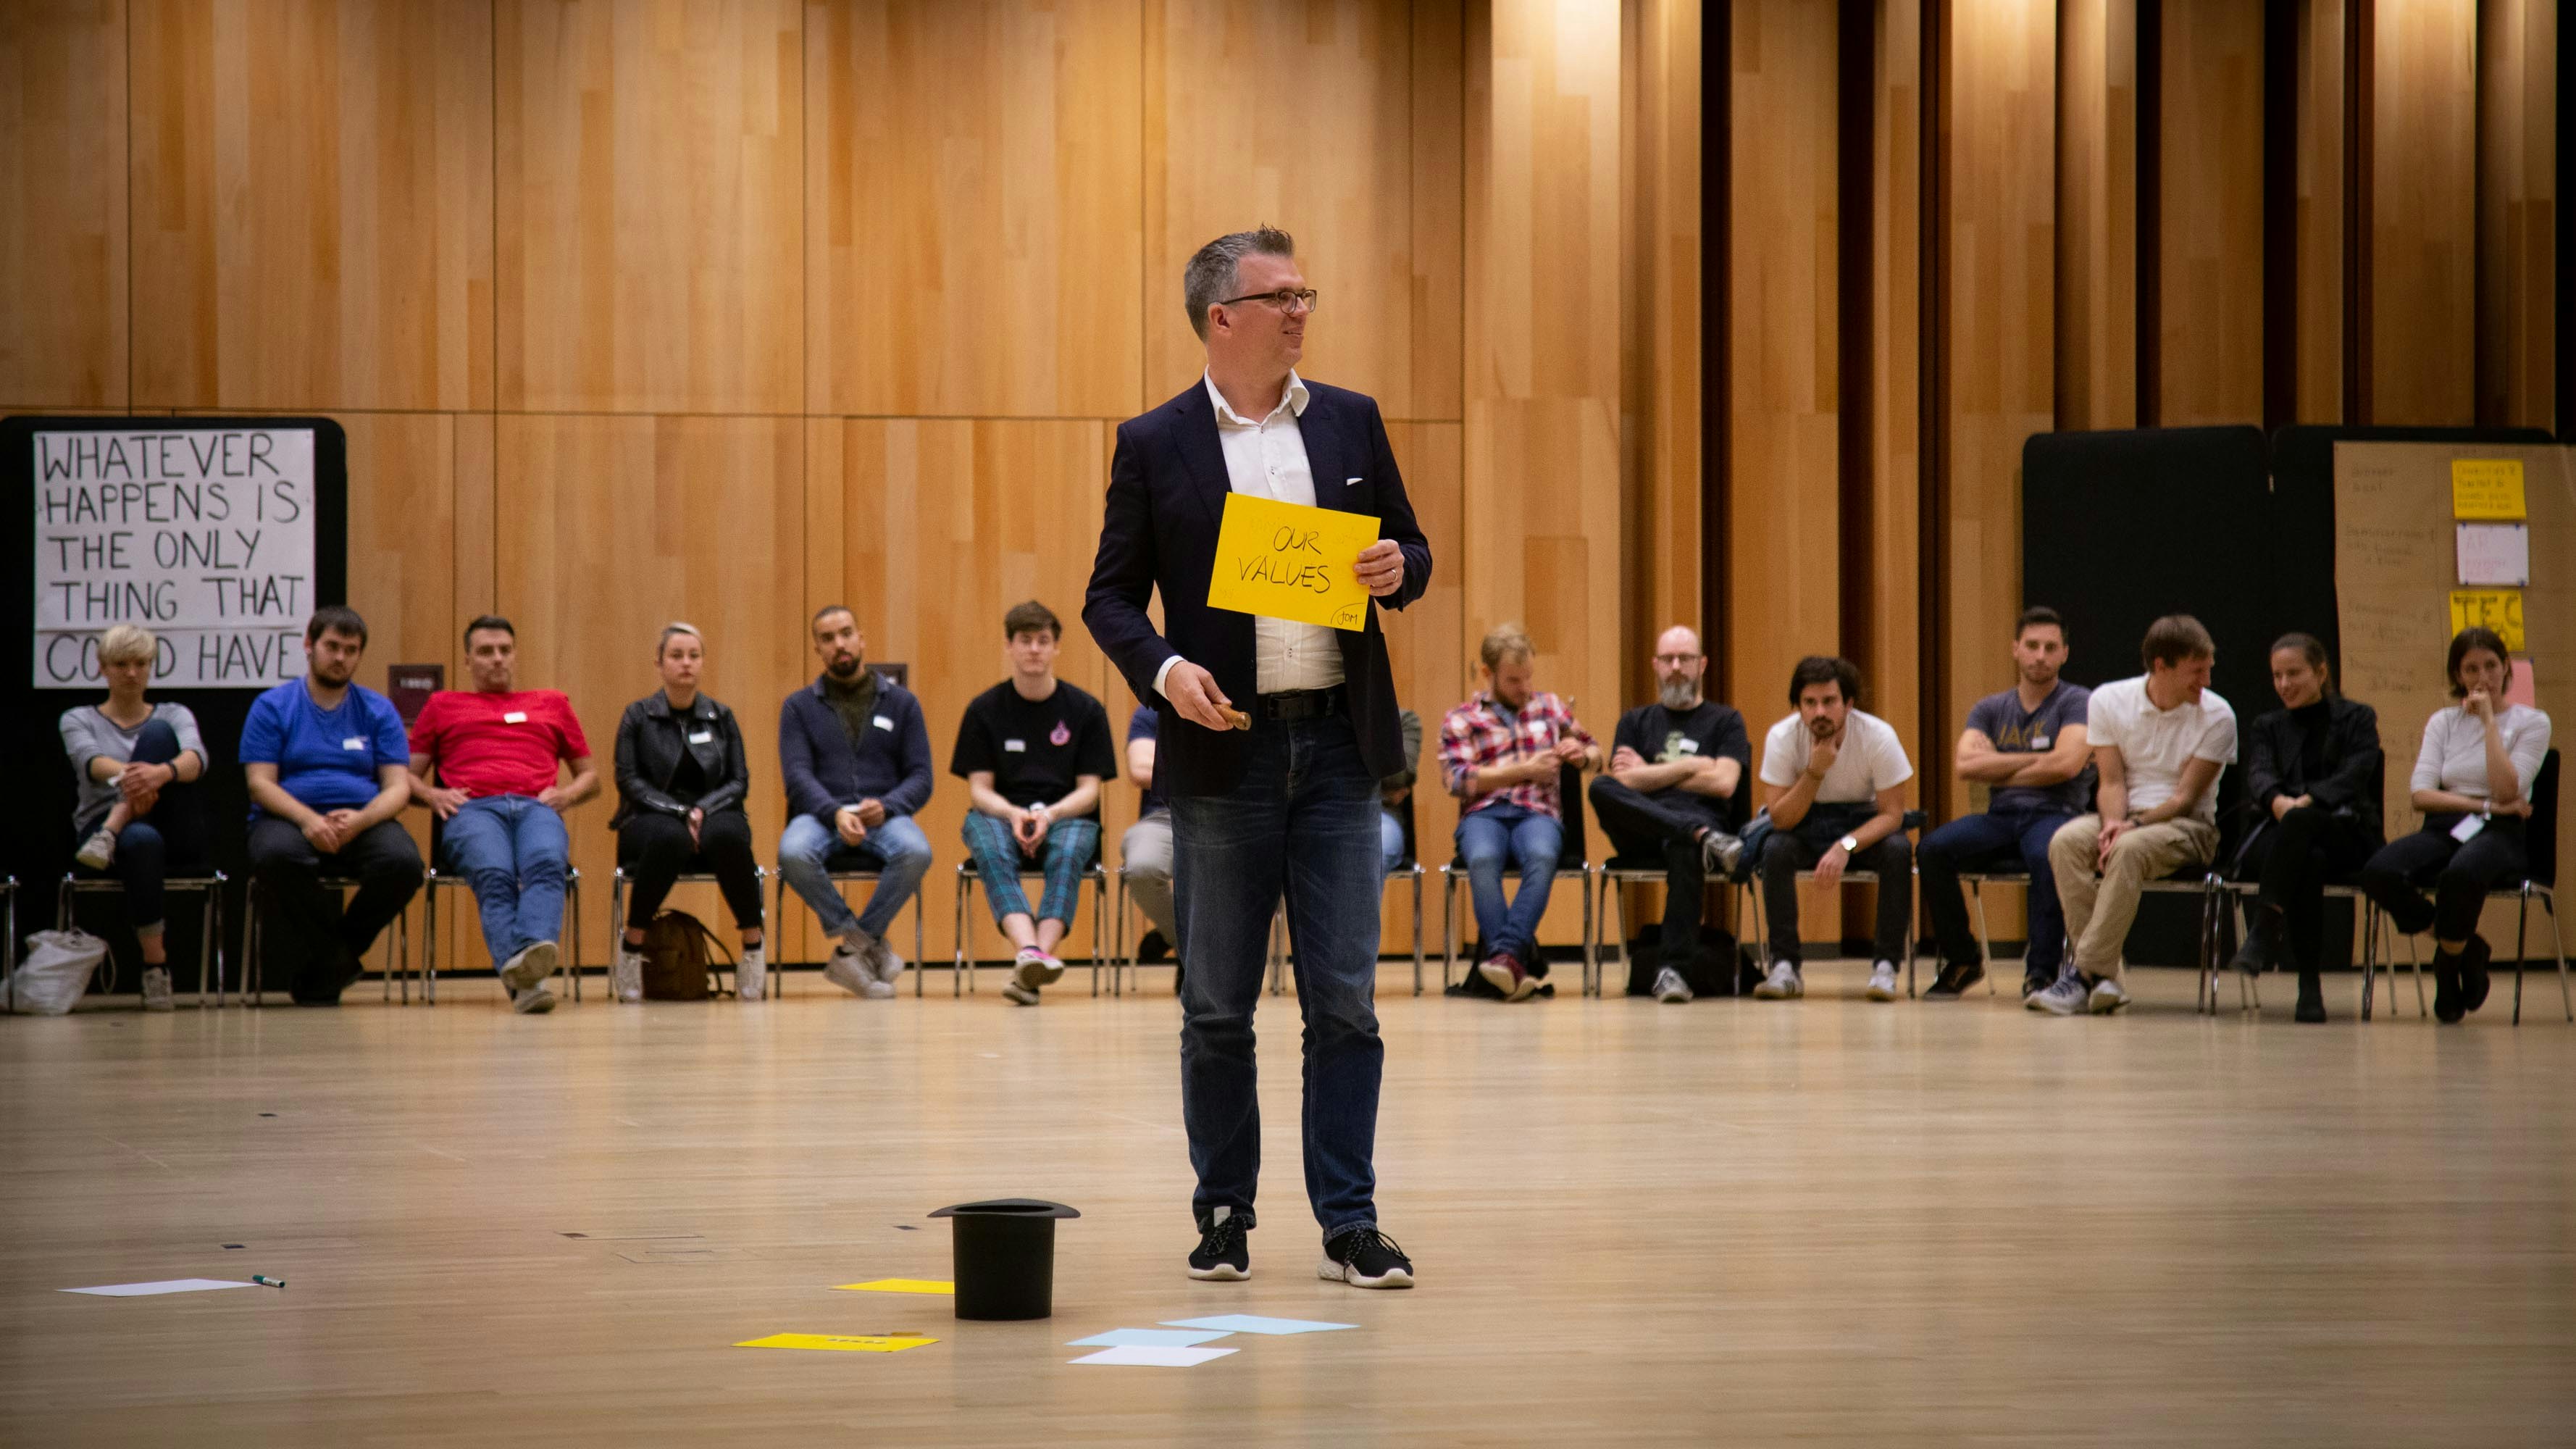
top-left (5, 930), bottom-right (108, 1015)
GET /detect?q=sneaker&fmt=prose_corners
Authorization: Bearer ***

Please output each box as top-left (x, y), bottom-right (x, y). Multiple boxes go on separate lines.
top-left (736, 945), bottom-right (766, 1003)
top-left (1187, 1207), bottom-right (1251, 1281)
top-left (499, 941), bottom-right (558, 994)
top-left (1699, 829), bottom-right (1744, 877)
top-left (1014, 948), bottom-right (1064, 990)
top-left (511, 985), bottom-right (556, 1014)
top-left (2022, 970), bottom-right (2057, 1000)
top-left (1652, 965), bottom-right (1694, 1003)
top-left (2026, 974), bottom-right (2091, 1015)
top-left (75, 827), bottom-right (117, 871)
top-left (1477, 951), bottom-right (1538, 1002)
top-left (1753, 960), bottom-right (1802, 999)
top-left (1923, 960), bottom-right (1984, 999)
top-left (1318, 1225), bottom-right (1414, 1290)
top-left (824, 941), bottom-right (871, 997)
top-left (863, 935), bottom-right (906, 989)
top-left (2457, 934), bottom-right (2493, 1014)
top-left (1866, 961), bottom-right (1900, 1001)
top-left (861, 977), bottom-right (895, 1000)
top-left (1002, 980), bottom-right (1041, 1006)
top-left (612, 949), bottom-right (645, 1004)
top-left (141, 966), bottom-right (175, 1012)
top-left (2086, 976), bottom-right (2131, 1015)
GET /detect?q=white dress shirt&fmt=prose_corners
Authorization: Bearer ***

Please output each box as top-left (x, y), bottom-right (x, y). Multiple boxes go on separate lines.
top-left (1153, 370), bottom-right (1347, 701)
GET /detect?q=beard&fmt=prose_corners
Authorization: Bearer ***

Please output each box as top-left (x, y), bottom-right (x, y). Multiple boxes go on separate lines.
top-left (827, 651), bottom-right (864, 680)
top-left (1657, 677), bottom-right (1699, 711)
top-left (2020, 660), bottom-right (2057, 686)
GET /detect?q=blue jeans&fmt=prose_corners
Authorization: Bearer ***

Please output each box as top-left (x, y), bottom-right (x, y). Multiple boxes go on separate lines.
top-left (439, 795), bottom-right (570, 972)
top-left (1916, 808), bottom-right (2076, 981)
top-left (1455, 802), bottom-right (1564, 964)
top-left (1378, 809), bottom-right (1406, 874)
top-left (1168, 711), bottom-right (1384, 1238)
top-left (777, 812), bottom-right (933, 941)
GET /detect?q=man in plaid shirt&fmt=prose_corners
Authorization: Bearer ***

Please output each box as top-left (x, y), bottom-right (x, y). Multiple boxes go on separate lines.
top-left (1439, 625), bottom-right (1601, 1000)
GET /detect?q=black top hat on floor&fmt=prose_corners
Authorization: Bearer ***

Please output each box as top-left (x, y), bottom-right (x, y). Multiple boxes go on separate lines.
top-left (928, 1198), bottom-right (1082, 1320)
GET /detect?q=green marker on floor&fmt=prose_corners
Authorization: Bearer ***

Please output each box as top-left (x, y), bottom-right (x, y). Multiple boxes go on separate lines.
top-left (251, 1275), bottom-right (285, 1289)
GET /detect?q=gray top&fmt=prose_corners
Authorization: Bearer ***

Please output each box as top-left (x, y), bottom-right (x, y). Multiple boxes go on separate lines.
top-left (59, 702), bottom-right (206, 831)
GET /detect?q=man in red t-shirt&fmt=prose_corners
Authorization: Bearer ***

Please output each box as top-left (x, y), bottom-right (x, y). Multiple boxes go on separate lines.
top-left (408, 615), bottom-right (599, 1013)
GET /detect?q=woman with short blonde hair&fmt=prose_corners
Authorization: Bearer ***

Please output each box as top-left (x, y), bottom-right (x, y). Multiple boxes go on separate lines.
top-left (57, 624), bottom-right (212, 1010)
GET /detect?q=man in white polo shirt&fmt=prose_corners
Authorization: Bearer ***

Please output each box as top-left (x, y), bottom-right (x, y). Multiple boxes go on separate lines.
top-left (2031, 614), bottom-right (2236, 1016)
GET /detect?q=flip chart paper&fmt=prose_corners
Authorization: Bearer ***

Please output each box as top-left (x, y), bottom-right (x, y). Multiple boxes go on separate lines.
top-left (1069, 1345), bottom-right (1237, 1367)
top-left (2451, 459), bottom-right (2527, 520)
top-left (734, 1332), bottom-right (937, 1353)
top-left (2448, 590), bottom-right (2527, 651)
top-left (2455, 523), bottom-right (2530, 586)
top-left (1205, 493), bottom-right (1379, 632)
top-left (1067, 1328), bottom-right (1234, 1348)
top-left (834, 1279), bottom-right (953, 1294)
top-left (1158, 1314), bottom-right (1357, 1335)
top-left (61, 1279), bottom-right (259, 1297)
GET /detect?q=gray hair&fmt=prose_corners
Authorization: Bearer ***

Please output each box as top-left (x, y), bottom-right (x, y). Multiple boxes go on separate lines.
top-left (656, 622), bottom-right (703, 659)
top-left (1184, 226), bottom-right (1296, 341)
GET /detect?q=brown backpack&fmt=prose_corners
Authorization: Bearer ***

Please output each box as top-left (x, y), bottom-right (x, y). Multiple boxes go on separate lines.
top-left (640, 910), bottom-right (730, 1001)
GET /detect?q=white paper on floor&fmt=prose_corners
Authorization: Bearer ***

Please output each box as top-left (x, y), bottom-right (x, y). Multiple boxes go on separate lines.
top-left (1067, 1327), bottom-right (1233, 1348)
top-left (1159, 1314), bottom-right (1355, 1335)
top-left (1069, 1345), bottom-right (1238, 1368)
top-left (61, 1279), bottom-right (260, 1298)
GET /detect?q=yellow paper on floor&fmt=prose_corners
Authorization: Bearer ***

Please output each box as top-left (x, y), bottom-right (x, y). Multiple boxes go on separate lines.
top-left (835, 1278), bottom-right (954, 1295)
top-left (1205, 493), bottom-right (1380, 632)
top-left (735, 1332), bottom-right (937, 1353)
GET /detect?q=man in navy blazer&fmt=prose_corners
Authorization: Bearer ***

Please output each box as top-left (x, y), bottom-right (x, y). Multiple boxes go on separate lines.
top-left (1085, 227), bottom-right (1431, 1291)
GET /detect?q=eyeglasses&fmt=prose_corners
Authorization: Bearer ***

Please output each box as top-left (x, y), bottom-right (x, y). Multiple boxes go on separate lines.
top-left (1218, 288), bottom-right (1319, 316)
top-left (1652, 653), bottom-right (1703, 667)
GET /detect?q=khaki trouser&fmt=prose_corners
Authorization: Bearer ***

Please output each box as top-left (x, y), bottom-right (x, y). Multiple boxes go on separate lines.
top-left (2046, 814), bottom-right (2219, 981)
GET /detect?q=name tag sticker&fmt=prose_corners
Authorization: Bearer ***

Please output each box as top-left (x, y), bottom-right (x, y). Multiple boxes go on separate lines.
top-left (341, 737), bottom-right (366, 751)
top-left (2451, 814), bottom-right (2487, 843)
top-left (2031, 735), bottom-right (2051, 749)
top-left (1679, 739), bottom-right (1700, 753)
top-left (873, 715), bottom-right (893, 731)
top-left (503, 711), bottom-right (528, 724)
top-left (1003, 739), bottom-right (1026, 753)
top-left (687, 730), bottom-right (713, 745)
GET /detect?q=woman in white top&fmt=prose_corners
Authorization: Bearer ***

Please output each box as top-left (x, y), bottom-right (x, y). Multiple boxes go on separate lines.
top-left (2354, 627), bottom-right (2553, 1023)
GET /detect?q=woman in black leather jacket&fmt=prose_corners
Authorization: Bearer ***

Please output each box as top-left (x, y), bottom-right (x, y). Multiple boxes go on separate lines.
top-left (2228, 632), bottom-right (2383, 1021)
top-left (611, 623), bottom-right (764, 1002)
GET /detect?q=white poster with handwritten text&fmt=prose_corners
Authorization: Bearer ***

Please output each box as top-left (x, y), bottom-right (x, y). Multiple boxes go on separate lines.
top-left (32, 426), bottom-right (316, 688)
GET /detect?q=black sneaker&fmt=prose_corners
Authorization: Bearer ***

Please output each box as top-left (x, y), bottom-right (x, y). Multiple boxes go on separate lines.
top-left (1137, 929), bottom-right (1171, 964)
top-left (1923, 960), bottom-right (1985, 999)
top-left (1187, 1208), bottom-right (1250, 1281)
top-left (1318, 1225), bottom-right (1414, 1290)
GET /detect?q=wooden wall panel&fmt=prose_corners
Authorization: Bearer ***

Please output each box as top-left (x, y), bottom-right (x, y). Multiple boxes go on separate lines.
top-left (1870, 0), bottom-right (1923, 767)
top-left (1942, 0), bottom-right (2054, 821)
top-left (2054, 0), bottom-right (2134, 430)
top-left (1410, 0), bottom-right (1467, 422)
top-left (0, 0), bottom-right (127, 410)
top-left (131, 0), bottom-right (492, 412)
top-left (813, 418), bottom-right (1115, 966)
top-left (1621, 0), bottom-right (1703, 706)
top-left (2158, 0), bottom-right (2262, 425)
top-left (2476, 0), bottom-right (2557, 430)
top-left (2367, 0), bottom-right (2475, 425)
top-left (1147, 0), bottom-right (1449, 417)
top-left (808, 0), bottom-right (1142, 420)
top-left (1465, 0), bottom-right (1627, 940)
top-left (490, 416), bottom-right (808, 971)
top-left (1379, 422), bottom-right (1463, 944)
top-left (2293, 0), bottom-right (2343, 422)
top-left (496, 0), bottom-right (803, 415)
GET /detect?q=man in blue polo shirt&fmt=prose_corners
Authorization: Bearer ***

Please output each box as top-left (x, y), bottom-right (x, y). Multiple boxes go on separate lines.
top-left (241, 606), bottom-right (424, 1006)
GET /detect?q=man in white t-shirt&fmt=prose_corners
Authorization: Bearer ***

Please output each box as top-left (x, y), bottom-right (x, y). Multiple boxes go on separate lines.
top-left (1752, 656), bottom-right (1915, 1002)
top-left (2032, 614), bottom-right (2238, 1016)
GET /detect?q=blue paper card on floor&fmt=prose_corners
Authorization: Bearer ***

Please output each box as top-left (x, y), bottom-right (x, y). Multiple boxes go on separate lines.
top-left (1159, 1314), bottom-right (1356, 1336)
top-left (1069, 1327), bottom-right (1234, 1348)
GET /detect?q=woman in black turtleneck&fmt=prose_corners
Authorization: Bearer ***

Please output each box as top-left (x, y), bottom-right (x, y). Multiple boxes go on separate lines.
top-left (2228, 632), bottom-right (2383, 1021)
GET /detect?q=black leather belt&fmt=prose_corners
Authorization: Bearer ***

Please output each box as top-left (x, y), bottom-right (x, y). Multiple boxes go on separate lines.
top-left (1258, 686), bottom-right (1346, 722)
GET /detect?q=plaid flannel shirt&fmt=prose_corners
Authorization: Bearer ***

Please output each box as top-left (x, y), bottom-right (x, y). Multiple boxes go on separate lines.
top-left (1439, 690), bottom-right (1597, 820)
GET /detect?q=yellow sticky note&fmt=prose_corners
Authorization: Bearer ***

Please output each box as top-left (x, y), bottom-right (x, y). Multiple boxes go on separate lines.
top-left (835, 1279), bottom-right (953, 1295)
top-left (1206, 493), bottom-right (1379, 632)
top-left (2451, 459), bottom-right (2527, 520)
top-left (2448, 590), bottom-right (2526, 651)
top-left (735, 1332), bottom-right (937, 1353)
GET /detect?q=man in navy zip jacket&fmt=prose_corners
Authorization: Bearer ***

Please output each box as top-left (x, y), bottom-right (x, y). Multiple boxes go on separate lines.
top-left (1084, 227), bottom-right (1431, 1292)
top-left (777, 606), bottom-right (935, 998)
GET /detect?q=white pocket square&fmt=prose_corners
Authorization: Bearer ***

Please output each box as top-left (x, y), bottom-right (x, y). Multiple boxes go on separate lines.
top-left (1346, 476), bottom-right (1363, 487)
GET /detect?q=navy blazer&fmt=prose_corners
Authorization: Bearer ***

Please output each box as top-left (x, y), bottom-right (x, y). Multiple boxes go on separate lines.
top-left (1084, 377), bottom-right (1433, 798)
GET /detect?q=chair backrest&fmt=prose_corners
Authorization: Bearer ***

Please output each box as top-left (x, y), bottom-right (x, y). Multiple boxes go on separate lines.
top-left (2525, 749), bottom-right (2560, 890)
top-left (1397, 787), bottom-right (1419, 869)
top-left (1556, 763), bottom-right (1590, 870)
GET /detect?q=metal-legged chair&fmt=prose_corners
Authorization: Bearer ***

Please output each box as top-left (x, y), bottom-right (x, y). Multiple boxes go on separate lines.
top-left (2359, 749), bottom-right (2568, 1025)
top-left (239, 873), bottom-right (414, 1006)
top-left (606, 864), bottom-right (771, 998)
top-left (1589, 857), bottom-right (1755, 998)
top-left (767, 862), bottom-right (929, 997)
top-left (1441, 861), bottom-right (1596, 992)
top-left (953, 861), bottom-right (1111, 995)
top-left (56, 872), bottom-right (226, 1006)
top-left (419, 867), bottom-right (582, 1003)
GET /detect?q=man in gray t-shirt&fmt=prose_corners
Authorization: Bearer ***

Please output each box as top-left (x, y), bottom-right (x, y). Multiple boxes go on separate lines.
top-left (1918, 608), bottom-right (2097, 998)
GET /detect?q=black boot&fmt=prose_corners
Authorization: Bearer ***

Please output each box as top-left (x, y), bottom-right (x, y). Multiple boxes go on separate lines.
top-left (2458, 934), bottom-right (2493, 1014)
top-left (2293, 970), bottom-right (2326, 1023)
top-left (2230, 906), bottom-right (2283, 977)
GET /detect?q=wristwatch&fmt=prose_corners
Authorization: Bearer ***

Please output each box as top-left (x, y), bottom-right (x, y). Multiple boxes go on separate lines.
top-left (1838, 835), bottom-right (1860, 855)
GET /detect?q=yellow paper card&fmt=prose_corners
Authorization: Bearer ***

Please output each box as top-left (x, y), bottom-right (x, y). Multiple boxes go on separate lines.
top-left (2448, 590), bottom-right (2526, 651)
top-left (735, 1332), bottom-right (937, 1353)
top-left (2451, 459), bottom-right (2527, 520)
top-left (835, 1279), bottom-right (954, 1295)
top-left (1206, 493), bottom-right (1379, 632)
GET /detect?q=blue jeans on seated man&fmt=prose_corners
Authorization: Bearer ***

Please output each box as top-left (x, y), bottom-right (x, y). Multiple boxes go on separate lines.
top-left (439, 794), bottom-right (569, 972)
top-left (1916, 807), bottom-right (2076, 985)
top-left (1379, 809), bottom-right (1407, 875)
top-left (1168, 711), bottom-right (1384, 1238)
top-left (1455, 801), bottom-right (1564, 966)
top-left (777, 811), bottom-right (933, 942)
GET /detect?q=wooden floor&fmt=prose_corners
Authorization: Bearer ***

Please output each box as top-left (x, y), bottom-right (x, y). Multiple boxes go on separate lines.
top-left (4, 959), bottom-right (2572, 1447)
